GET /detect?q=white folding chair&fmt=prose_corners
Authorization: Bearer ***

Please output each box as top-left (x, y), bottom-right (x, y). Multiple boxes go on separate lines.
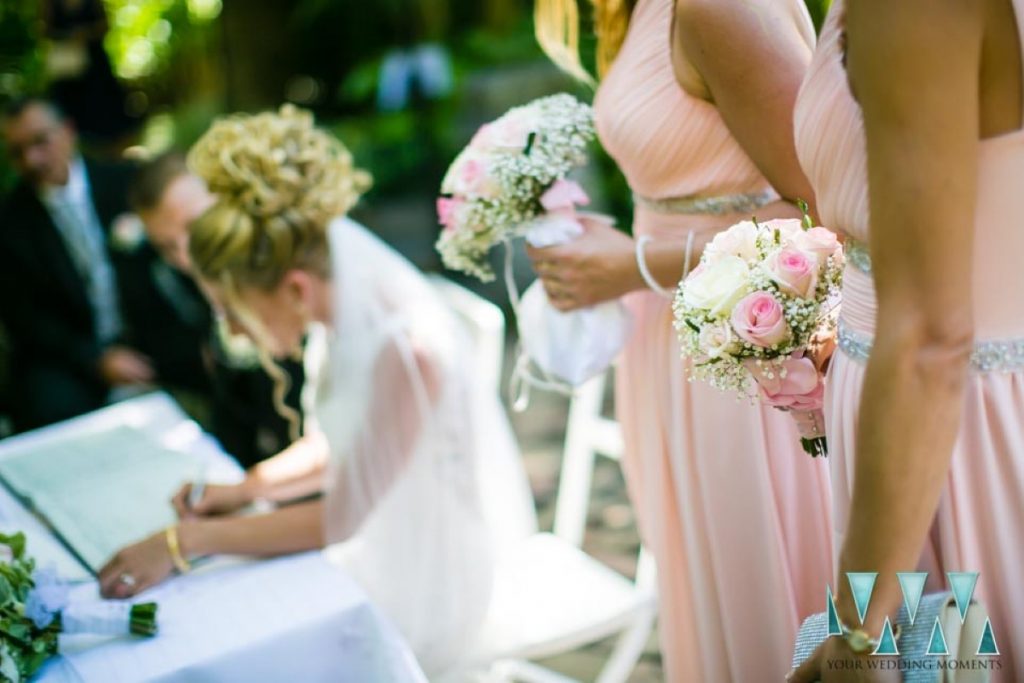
top-left (427, 277), bottom-right (657, 683)
top-left (428, 275), bottom-right (506, 395)
top-left (456, 372), bottom-right (658, 683)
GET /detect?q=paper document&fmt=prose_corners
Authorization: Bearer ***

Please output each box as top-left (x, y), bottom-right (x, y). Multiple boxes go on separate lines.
top-left (0, 426), bottom-right (200, 573)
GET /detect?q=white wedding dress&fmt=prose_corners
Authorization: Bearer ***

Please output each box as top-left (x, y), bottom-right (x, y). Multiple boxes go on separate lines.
top-left (306, 218), bottom-right (536, 676)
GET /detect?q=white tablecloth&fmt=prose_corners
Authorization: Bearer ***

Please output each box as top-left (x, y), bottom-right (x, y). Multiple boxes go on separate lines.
top-left (0, 394), bottom-right (427, 683)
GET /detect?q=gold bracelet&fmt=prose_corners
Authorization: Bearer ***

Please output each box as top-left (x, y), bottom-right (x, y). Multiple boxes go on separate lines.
top-left (165, 525), bottom-right (192, 574)
top-left (840, 619), bottom-right (901, 654)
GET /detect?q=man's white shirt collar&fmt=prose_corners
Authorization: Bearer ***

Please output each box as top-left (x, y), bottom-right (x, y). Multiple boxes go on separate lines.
top-left (41, 156), bottom-right (89, 209)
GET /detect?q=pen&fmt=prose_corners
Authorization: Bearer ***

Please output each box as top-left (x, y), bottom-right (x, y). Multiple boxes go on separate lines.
top-left (188, 462), bottom-right (207, 509)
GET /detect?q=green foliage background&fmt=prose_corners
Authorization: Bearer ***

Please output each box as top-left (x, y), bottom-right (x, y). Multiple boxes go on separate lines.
top-left (0, 0), bottom-right (835, 194)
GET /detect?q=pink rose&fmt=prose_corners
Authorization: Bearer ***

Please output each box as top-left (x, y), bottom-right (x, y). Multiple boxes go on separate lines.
top-left (540, 179), bottom-right (590, 212)
top-left (459, 157), bottom-right (485, 188)
top-left (730, 292), bottom-right (790, 348)
top-left (437, 197), bottom-right (463, 230)
top-left (745, 355), bottom-right (825, 412)
top-left (792, 227), bottom-right (841, 265)
top-left (767, 247), bottom-right (819, 299)
top-left (443, 152), bottom-right (501, 199)
top-left (470, 111), bottom-right (536, 151)
top-left (469, 123), bottom-right (496, 149)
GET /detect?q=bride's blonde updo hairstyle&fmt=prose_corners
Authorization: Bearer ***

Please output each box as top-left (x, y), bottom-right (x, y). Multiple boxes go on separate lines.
top-left (534, 0), bottom-right (636, 84)
top-left (187, 104), bottom-right (372, 291)
top-left (187, 104), bottom-right (372, 440)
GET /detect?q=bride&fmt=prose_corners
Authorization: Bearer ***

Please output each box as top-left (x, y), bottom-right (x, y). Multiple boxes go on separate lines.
top-left (98, 105), bottom-right (536, 675)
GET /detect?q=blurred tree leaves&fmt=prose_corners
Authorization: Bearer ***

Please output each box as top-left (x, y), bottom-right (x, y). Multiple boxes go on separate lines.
top-left (0, 1), bottom-right (44, 101)
top-left (805, 0), bottom-right (833, 32)
top-left (101, 0), bottom-right (220, 81)
top-left (0, 1), bottom-right (45, 190)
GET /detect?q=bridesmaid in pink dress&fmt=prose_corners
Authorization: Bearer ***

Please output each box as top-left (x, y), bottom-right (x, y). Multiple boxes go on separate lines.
top-left (531, 1), bottom-right (833, 679)
top-left (794, 1), bottom-right (1024, 680)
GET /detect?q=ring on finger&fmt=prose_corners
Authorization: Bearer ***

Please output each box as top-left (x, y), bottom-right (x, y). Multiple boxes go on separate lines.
top-left (118, 573), bottom-right (137, 588)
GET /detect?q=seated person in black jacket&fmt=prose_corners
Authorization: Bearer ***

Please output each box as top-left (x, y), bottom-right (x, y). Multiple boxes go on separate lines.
top-left (0, 97), bottom-right (154, 430)
top-left (129, 152), bottom-right (305, 468)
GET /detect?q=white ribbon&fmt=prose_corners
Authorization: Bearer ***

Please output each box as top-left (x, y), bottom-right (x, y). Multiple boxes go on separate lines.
top-left (503, 238), bottom-right (576, 412)
top-left (503, 213), bottom-right (633, 411)
top-left (60, 602), bottom-right (134, 637)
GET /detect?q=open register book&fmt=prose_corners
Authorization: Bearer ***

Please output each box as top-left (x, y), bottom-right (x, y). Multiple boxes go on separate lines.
top-left (0, 393), bottom-right (243, 576)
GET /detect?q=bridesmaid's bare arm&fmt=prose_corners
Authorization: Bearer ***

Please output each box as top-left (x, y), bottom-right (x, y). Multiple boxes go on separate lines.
top-left (837, 0), bottom-right (981, 639)
top-left (528, 0), bottom-right (817, 311)
top-left (599, 0), bottom-right (819, 297)
top-left (674, 0), bottom-right (817, 208)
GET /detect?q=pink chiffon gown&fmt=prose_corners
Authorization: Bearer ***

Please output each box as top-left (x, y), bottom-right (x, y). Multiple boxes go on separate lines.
top-left (796, 2), bottom-right (1024, 680)
top-left (593, 1), bottom-right (833, 680)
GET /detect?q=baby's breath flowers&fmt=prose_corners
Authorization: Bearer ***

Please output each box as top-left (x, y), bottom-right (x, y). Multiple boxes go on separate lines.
top-left (672, 210), bottom-right (843, 456)
top-left (436, 94), bottom-right (595, 281)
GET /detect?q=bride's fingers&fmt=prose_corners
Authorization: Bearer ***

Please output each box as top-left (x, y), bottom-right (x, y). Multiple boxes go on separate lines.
top-left (98, 560), bottom-right (126, 598)
top-left (171, 485), bottom-right (192, 518)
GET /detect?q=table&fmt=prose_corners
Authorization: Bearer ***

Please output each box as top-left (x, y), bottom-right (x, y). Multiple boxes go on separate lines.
top-left (0, 394), bottom-right (427, 683)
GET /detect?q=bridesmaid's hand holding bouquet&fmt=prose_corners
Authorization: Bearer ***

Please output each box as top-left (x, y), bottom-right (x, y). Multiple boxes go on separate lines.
top-left (436, 94), bottom-right (631, 396)
top-left (435, 93), bottom-right (595, 281)
top-left (672, 208), bottom-right (843, 456)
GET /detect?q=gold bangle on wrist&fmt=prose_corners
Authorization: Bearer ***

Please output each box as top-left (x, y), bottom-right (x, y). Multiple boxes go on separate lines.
top-left (165, 525), bottom-right (192, 574)
top-left (840, 620), bottom-right (901, 654)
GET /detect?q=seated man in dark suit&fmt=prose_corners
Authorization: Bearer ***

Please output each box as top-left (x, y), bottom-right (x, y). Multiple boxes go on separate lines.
top-left (129, 152), bottom-right (305, 468)
top-left (0, 97), bottom-right (154, 431)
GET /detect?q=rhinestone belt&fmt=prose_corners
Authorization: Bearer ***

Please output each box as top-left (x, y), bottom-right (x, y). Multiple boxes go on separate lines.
top-left (632, 190), bottom-right (777, 216)
top-left (838, 321), bottom-right (1024, 373)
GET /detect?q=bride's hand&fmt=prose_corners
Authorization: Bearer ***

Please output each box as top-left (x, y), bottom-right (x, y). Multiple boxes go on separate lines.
top-left (99, 531), bottom-right (174, 599)
top-left (171, 482), bottom-right (252, 519)
top-left (526, 214), bottom-right (642, 311)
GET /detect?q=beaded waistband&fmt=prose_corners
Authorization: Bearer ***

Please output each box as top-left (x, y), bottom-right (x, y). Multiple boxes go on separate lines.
top-left (845, 238), bottom-right (872, 274)
top-left (838, 321), bottom-right (1024, 373)
top-left (632, 190), bottom-right (777, 216)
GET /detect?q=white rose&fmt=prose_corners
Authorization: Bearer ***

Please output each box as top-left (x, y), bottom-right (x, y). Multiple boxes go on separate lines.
top-left (791, 226), bottom-right (842, 265)
top-left (771, 218), bottom-right (805, 247)
top-left (706, 220), bottom-right (759, 263)
top-left (698, 321), bottom-right (740, 359)
top-left (682, 255), bottom-right (751, 316)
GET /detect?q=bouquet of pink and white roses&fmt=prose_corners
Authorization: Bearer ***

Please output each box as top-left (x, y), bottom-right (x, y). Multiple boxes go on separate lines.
top-left (672, 211), bottom-right (843, 456)
top-left (437, 94), bottom-right (632, 396)
top-left (436, 93), bottom-right (596, 281)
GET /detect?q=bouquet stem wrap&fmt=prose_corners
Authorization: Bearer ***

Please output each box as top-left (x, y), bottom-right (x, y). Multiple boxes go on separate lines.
top-left (504, 211), bottom-right (632, 410)
top-left (790, 409), bottom-right (828, 458)
top-left (59, 602), bottom-right (158, 638)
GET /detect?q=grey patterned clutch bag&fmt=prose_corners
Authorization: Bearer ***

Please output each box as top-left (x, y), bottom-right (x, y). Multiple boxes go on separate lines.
top-left (792, 592), bottom-right (993, 682)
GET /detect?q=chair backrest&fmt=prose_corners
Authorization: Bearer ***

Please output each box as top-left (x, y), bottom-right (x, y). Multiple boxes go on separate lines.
top-left (553, 369), bottom-right (659, 613)
top-left (552, 371), bottom-right (625, 548)
top-left (427, 275), bottom-right (506, 396)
